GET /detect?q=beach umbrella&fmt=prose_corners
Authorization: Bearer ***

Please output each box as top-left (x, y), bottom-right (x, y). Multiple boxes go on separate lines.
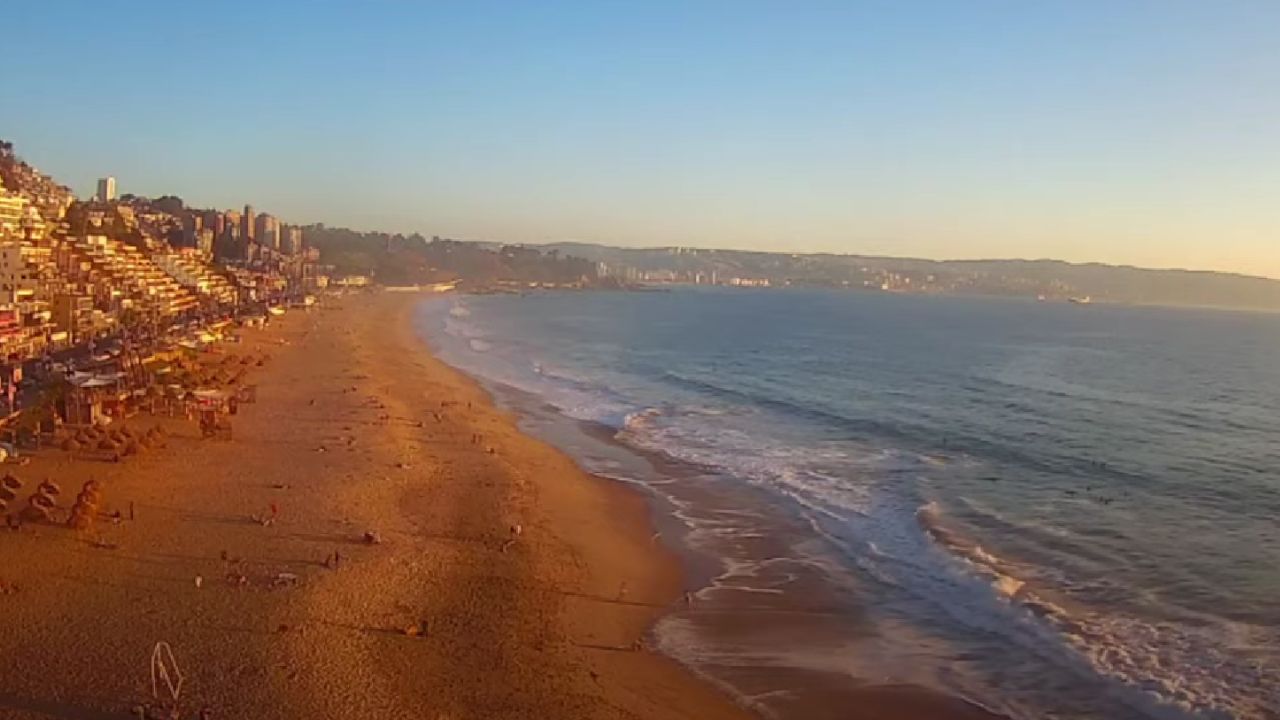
top-left (29, 492), bottom-right (55, 510)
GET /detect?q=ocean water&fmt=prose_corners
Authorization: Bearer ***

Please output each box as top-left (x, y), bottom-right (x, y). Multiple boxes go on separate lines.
top-left (418, 287), bottom-right (1280, 720)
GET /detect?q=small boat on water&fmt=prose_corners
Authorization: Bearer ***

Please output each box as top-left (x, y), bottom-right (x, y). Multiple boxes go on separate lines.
top-left (1068, 296), bottom-right (1092, 305)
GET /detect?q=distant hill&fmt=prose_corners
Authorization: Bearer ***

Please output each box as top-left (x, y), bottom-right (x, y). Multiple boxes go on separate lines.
top-left (947, 259), bottom-right (1280, 311)
top-left (536, 242), bottom-right (1280, 312)
top-left (299, 227), bottom-right (599, 287)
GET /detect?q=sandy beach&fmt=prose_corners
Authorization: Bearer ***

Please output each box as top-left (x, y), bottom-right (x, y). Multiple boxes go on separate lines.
top-left (0, 291), bottom-right (751, 720)
top-left (0, 291), bottom-right (1000, 720)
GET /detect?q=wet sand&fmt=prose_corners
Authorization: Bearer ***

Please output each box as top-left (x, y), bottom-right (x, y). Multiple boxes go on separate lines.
top-left (0, 291), bottom-right (1000, 719)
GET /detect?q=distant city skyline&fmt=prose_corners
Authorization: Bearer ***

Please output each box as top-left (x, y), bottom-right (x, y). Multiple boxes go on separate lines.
top-left (3, 1), bottom-right (1278, 278)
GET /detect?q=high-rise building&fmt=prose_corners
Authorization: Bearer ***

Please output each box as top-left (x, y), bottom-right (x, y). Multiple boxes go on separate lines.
top-left (241, 204), bottom-right (255, 242)
top-left (282, 225), bottom-right (303, 255)
top-left (215, 222), bottom-right (243, 262)
top-left (255, 213), bottom-right (280, 249)
top-left (197, 228), bottom-right (215, 256)
top-left (180, 213), bottom-right (204, 247)
top-left (221, 211), bottom-right (238, 251)
top-left (95, 176), bottom-right (117, 202)
top-left (207, 212), bottom-right (221, 237)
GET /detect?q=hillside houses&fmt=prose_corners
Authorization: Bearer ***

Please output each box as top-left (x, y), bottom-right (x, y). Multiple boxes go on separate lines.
top-left (152, 249), bottom-right (238, 306)
top-left (0, 140), bottom-right (320, 366)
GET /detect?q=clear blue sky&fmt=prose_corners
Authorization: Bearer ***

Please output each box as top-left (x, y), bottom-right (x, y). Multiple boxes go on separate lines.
top-left (3, 1), bottom-right (1278, 276)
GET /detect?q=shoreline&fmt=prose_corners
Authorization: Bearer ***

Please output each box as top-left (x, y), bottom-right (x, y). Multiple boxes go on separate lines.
top-left (419, 294), bottom-right (1009, 720)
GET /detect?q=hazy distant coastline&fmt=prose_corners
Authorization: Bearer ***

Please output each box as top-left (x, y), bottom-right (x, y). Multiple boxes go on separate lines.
top-left (528, 242), bottom-right (1280, 312)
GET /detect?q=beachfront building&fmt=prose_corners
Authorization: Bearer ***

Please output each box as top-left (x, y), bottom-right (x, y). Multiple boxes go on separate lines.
top-left (0, 307), bottom-right (26, 361)
top-left (0, 240), bottom-right (64, 355)
top-left (52, 293), bottom-right (97, 343)
top-left (152, 249), bottom-right (238, 306)
top-left (332, 275), bottom-right (372, 288)
top-left (55, 235), bottom-right (201, 324)
top-left (0, 243), bottom-right (38, 303)
top-left (14, 241), bottom-right (59, 351)
top-left (0, 244), bottom-right (35, 359)
top-left (0, 185), bottom-right (28, 240)
top-left (224, 259), bottom-right (302, 306)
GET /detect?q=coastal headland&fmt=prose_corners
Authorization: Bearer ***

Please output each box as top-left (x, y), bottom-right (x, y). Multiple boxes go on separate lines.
top-left (0, 291), bottom-right (998, 719)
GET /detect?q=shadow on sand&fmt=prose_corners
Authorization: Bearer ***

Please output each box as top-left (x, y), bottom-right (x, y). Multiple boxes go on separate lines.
top-left (0, 691), bottom-right (135, 720)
